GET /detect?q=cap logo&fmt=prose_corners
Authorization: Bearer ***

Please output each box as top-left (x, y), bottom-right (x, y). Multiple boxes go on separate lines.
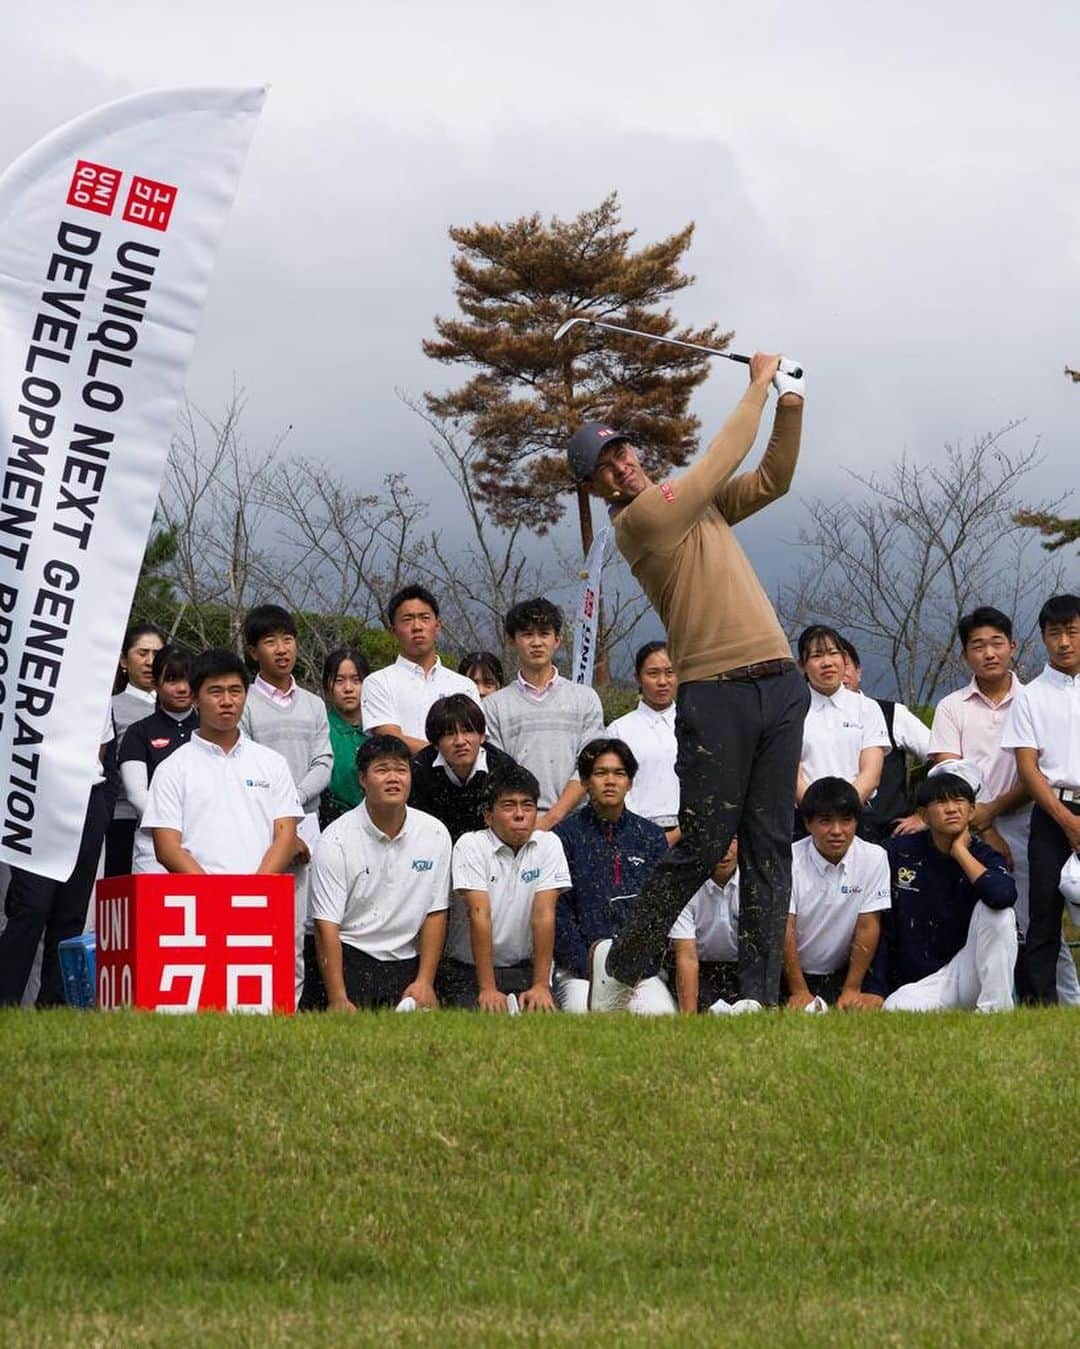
top-left (596, 427), bottom-right (616, 438)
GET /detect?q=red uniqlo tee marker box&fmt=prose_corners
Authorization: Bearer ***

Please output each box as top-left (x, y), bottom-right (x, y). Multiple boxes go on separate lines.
top-left (95, 875), bottom-right (295, 1014)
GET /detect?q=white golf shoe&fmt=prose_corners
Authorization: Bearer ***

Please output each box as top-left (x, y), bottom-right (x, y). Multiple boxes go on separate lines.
top-left (587, 939), bottom-right (633, 1011)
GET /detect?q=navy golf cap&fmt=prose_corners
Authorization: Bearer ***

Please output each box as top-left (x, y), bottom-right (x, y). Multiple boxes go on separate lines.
top-left (567, 422), bottom-right (634, 482)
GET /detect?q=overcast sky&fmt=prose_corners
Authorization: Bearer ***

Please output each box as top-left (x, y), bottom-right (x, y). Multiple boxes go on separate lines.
top-left (5, 2), bottom-right (1078, 659)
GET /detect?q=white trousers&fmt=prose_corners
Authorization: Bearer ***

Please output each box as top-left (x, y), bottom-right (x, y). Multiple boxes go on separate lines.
top-left (883, 902), bottom-right (1018, 1013)
top-left (554, 969), bottom-right (676, 1015)
top-left (995, 810), bottom-right (1080, 1006)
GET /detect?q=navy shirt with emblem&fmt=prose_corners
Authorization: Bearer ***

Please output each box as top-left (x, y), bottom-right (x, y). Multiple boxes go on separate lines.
top-left (118, 707), bottom-right (200, 782)
top-left (868, 831), bottom-right (1016, 996)
top-left (553, 803), bottom-right (668, 977)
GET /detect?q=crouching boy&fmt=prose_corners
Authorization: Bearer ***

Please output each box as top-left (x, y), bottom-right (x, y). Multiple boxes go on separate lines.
top-left (438, 766), bottom-right (571, 1012)
top-left (784, 777), bottom-right (891, 1009)
top-left (869, 772), bottom-right (1018, 1011)
top-left (310, 734), bottom-right (452, 1011)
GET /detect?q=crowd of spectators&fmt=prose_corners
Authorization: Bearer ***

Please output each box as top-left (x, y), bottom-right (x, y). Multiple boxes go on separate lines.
top-left (1, 581), bottom-right (1078, 1015)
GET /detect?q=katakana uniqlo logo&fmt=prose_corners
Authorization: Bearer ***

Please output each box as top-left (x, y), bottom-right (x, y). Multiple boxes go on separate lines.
top-left (66, 160), bottom-right (122, 215)
top-left (121, 175), bottom-right (179, 232)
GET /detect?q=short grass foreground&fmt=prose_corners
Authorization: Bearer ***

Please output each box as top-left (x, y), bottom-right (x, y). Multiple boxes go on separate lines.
top-left (1, 1011), bottom-right (1077, 1347)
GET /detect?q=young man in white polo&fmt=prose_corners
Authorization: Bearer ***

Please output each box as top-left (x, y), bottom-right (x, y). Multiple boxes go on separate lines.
top-left (796, 625), bottom-right (890, 811)
top-left (361, 585), bottom-right (480, 754)
top-left (606, 641), bottom-right (680, 844)
top-left (784, 778), bottom-right (891, 1010)
top-left (669, 840), bottom-right (741, 1013)
top-left (309, 733), bottom-right (452, 1011)
top-left (932, 604), bottom-right (1079, 1004)
top-left (1001, 593), bottom-right (1080, 1005)
top-left (438, 764), bottom-right (571, 1012)
top-left (141, 648), bottom-right (303, 878)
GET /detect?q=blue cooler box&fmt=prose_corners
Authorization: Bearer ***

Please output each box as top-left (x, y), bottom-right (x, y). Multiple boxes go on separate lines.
top-left (58, 933), bottom-right (96, 1009)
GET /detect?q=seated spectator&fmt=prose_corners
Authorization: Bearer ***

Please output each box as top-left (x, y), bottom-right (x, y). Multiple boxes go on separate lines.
top-left (105, 621), bottom-right (166, 875)
top-left (783, 777), bottom-right (891, 1010)
top-left (606, 641), bottom-right (680, 843)
top-left (797, 625), bottom-right (890, 810)
top-left (458, 650), bottom-right (505, 698)
top-left (438, 766), bottom-right (570, 1012)
top-left (868, 772), bottom-right (1018, 1011)
top-left (121, 645), bottom-right (199, 875)
top-left (141, 649), bottom-right (303, 876)
top-left (482, 597), bottom-right (605, 828)
top-left (361, 585), bottom-right (480, 753)
top-left (321, 645), bottom-right (370, 829)
top-left (309, 734), bottom-right (452, 1012)
top-left (839, 636), bottom-right (931, 844)
top-left (553, 738), bottom-right (674, 1014)
top-left (408, 693), bottom-right (518, 841)
top-left (669, 840), bottom-right (740, 1012)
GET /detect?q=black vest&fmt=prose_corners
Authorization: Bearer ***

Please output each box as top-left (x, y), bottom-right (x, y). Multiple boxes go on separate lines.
top-left (860, 699), bottom-right (912, 843)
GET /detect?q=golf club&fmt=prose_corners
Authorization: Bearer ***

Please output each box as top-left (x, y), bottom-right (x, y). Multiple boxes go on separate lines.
top-left (553, 316), bottom-right (803, 379)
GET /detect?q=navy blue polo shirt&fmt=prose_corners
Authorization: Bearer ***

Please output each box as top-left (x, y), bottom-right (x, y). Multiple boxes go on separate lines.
top-left (118, 706), bottom-right (200, 782)
top-left (553, 803), bottom-right (668, 978)
top-left (868, 831), bottom-right (1016, 996)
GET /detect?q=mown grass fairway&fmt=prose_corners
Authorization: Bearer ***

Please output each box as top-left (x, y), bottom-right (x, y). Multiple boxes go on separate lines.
top-left (1, 1010), bottom-right (1076, 1347)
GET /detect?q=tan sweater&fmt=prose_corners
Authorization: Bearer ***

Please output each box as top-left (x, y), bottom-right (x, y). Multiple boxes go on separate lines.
top-left (613, 387), bottom-right (802, 682)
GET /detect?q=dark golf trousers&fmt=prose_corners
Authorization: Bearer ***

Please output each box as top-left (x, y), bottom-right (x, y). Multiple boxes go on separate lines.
top-left (340, 944), bottom-right (418, 1009)
top-left (1024, 802), bottom-right (1079, 1005)
top-left (608, 668), bottom-right (809, 1004)
top-left (0, 783), bottom-right (111, 1007)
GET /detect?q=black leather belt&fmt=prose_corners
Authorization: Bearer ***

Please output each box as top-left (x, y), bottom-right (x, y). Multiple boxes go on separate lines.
top-left (714, 658), bottom-right (796, 682)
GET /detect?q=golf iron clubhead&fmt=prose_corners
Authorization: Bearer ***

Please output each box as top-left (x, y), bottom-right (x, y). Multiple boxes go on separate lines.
top-left (554, 315), bottom-right (803, 379)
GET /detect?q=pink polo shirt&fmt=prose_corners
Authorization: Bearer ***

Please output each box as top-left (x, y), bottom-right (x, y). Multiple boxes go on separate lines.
top-left (928, 673), bottom-right (1022, 803)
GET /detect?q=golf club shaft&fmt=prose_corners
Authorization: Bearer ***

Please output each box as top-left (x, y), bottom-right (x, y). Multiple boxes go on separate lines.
top-left (577, 318), bottom-right (746, 364)
top-left (560, 317), bottom-right (802, 379)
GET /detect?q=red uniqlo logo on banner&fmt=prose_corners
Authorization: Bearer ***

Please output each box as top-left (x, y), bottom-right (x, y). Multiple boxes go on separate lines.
top-left (121, 175), bottom-right (179, 231)
top-left (96, 875), bottom-right (295, 1014)
top-left (66, 160), bottom-right (122, 215)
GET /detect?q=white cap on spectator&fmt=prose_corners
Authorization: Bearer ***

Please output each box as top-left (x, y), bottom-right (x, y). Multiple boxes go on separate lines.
top-left (1059, 854), bottom-right (1080, 925)
top-left (926, 757), bottom-right (984, 801)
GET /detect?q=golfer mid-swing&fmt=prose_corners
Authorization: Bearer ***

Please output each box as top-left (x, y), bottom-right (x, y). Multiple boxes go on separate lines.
top-left (568, 351), bottom-right (806, 1009)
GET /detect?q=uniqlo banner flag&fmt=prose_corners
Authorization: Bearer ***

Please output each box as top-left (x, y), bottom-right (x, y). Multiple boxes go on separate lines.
top-left (0, 87), bottom-right (265, 879)
top-left (571, 525), bottom-right (609, 686)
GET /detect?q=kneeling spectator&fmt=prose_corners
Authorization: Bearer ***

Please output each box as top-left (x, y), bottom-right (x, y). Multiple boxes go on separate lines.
top-left (309, 735), bottom-right (451, 1011)
top-left (670, 840), bottom-right (740, 1012)
top-left (869, 772), bottom-right (1018, 1011)
top-left (553, 738), bottom-right (674, 1013)
top-left (408, 693), bottom-right (519, 841)
top-left (439, 766), bottom-right (570, 1012)
top-left (784, 778), bottom-right (891, 1009)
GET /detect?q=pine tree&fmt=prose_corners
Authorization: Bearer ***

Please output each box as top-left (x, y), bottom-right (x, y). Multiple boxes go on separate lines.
top-left (423, 193), bottom-right (732, 557)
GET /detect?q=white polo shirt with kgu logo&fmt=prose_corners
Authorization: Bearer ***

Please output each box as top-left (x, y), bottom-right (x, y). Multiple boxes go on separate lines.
top-left (800, 685), bottom-right (891, 785)
top-left (446, 828), bottom-right (571, 966)
top-left (140, 730), bottom-right (303, 874)
top-left (309, 803), bottom-right (452, 961)
top-left (788, 833), bottom-right (891, 975)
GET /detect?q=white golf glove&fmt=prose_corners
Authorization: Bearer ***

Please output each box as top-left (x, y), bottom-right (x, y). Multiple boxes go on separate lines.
top-left (773, 357), bottom-right (805, 400)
